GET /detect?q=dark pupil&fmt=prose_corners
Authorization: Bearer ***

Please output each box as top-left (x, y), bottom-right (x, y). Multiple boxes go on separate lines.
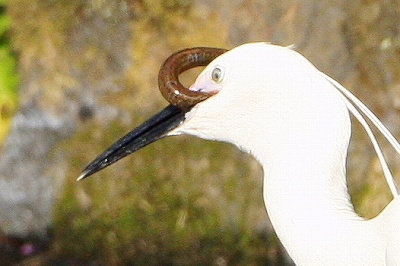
top-left (213, 69), bottom-right (220, 80)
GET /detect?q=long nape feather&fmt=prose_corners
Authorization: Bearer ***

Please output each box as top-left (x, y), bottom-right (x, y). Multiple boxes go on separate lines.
top-left (321, 73), bottom-right (399, 197)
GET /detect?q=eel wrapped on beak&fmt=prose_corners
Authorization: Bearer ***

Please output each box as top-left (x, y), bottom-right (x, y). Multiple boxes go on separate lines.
top-left (78, 47), bottom-right (227, 180)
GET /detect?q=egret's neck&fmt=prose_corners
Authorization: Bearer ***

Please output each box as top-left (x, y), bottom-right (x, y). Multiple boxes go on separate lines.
top-left (260, 142), bottom-right (373, 264)
top-left (251, 84), bottom-right (370, 264)
top-left (253, 83), bottom-right (356, 218)
top-left (244, 70), bottom-right (357, 216)
top-left (266, 138), bottom-right (360, 223)
top-left (261, 123), bottom-right (356, 221)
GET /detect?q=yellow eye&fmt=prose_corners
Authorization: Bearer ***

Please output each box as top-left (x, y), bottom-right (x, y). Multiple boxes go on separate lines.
top-left (211, 67), bottom-right (223, 83)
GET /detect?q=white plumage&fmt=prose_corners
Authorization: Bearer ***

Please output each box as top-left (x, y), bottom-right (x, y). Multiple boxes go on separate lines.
top-left (168, 43), bottom-right (400, 265)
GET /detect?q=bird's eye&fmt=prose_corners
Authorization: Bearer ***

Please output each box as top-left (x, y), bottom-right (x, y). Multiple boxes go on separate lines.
top-left (211, 67), bottom-right (223, 83)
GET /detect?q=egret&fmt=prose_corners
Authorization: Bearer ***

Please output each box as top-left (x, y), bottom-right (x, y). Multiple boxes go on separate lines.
top-left (79, 43), bottom-right (400, 265)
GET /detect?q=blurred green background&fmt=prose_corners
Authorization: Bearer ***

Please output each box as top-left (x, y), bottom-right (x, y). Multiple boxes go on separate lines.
top-left (0, 0), bottom-right (18, 145)
top-left (1, 0), bottom-right (400, 265)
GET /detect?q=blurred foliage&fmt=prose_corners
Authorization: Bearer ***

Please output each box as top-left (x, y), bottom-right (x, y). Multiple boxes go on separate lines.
top-left (10, 0), bottom-right (82, 53)
top-left (343, 0), bottom-right (400, 217)
top-left (0, 1), bottom-right (19, 145)
top-left (8, 0), bottom-right (85, 117)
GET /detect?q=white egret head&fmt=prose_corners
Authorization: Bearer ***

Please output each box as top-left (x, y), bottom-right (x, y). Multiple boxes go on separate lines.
top-left (170, 43), bottom-right (351, 165)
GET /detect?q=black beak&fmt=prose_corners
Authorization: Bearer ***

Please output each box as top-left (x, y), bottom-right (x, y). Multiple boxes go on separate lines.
top-left (78, 105), bottom-right (186, 180)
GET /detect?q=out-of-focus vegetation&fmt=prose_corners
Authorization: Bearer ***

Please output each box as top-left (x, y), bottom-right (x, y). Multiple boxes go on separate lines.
top-left (3, 0), bottom-right (400, 265)
top-left (343, 0), bottom-right (400, 217)
top-left (0, 0), bottom-right (19, 145)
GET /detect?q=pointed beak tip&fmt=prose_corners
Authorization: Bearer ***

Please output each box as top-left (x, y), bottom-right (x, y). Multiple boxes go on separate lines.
top-left (77, 172), bottom-right (88, 181)
top-left (77, 105), bottom-right (186, 180)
